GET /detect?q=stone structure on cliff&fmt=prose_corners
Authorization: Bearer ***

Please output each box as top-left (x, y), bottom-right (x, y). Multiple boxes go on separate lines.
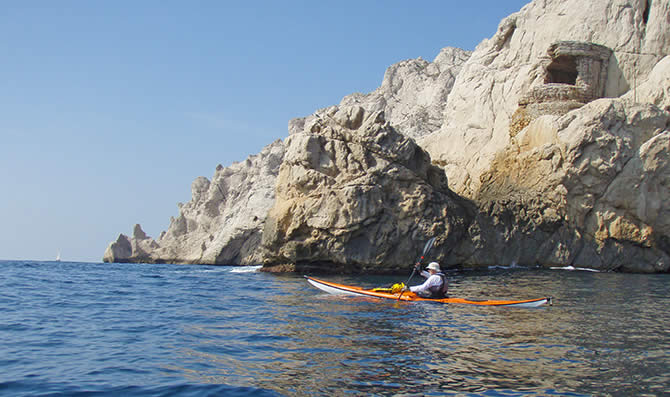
top-left (510, 41), bottom-right (613, 135)
top-left (261, 106), bottom-right (473, 273)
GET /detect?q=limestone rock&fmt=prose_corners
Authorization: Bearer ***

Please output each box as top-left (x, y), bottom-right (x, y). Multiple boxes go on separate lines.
top-left (102, 140), bottom-right (285, 264)
top-left (133, 224), bottom-right (148, 240)
top-left (420, 0), bottom-right (670, 198)
top-left (103, 234), bottom-right (132, 263)
top-left (261, 106), bottom-right (474, 273)
top-left (465, 98), bottom-right (670, 272)
top-left (290, 47), bottom-right (471, 140)
top-left (103, 0), bottom-right (670, 273)
top-left (102, 228), bottom-right (158, 263)
top-left (622, 55), bottom-right (670, 111)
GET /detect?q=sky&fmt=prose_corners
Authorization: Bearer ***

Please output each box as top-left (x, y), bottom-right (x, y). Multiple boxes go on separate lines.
top-left (0, 0), bottom-right (530, 262)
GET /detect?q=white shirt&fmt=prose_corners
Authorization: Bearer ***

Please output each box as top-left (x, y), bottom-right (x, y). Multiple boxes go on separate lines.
top-left (410, 271), bottom-right (443, 294)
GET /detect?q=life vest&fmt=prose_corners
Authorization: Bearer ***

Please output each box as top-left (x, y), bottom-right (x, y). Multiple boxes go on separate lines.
top-left (427, 273), bottom-right (448, 298)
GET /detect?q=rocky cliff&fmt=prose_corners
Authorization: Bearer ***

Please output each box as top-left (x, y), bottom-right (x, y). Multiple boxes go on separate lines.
top-left (104, 0), bottom-right (670, 273)
top-left (458, 99), bottom-right (670, 272)
top-left (414, 0), bottom-right (670, 272)
top-left (103, 140), bottom-right (285, 265)
top-left (289, 47), bottom-right (471, 141)
top-left (421, 0), bottom-right (670, 198)
top-left (261, 106), bottom-right (474, 273)
top-left (104, 46), bottom-right (471, 266)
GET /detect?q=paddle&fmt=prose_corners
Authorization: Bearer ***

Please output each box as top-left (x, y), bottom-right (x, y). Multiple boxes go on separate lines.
top-left (398, 237), bottom-right (436, 300)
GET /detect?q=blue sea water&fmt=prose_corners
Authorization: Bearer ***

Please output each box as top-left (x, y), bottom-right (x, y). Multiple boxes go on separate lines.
top-left (1, 260), bottom-right (668, 396)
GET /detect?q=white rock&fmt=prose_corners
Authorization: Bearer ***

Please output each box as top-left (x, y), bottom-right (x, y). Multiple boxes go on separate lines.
top-left (420, 0), bottom-right (670, 198)
top-left (291, 47), bottom-right (471, 140)
top-left (261, 107), bottom-right (472, 272)
top-left (103, 140), bottom-right (285, 264)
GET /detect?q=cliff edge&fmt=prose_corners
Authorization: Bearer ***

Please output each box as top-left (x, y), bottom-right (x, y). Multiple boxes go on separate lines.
top-left (104, 0), bottom-right (670, 273)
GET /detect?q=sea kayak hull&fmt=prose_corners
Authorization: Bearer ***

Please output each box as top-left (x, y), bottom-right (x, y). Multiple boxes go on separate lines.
top-left (306, 276), bottom-right (551, 308)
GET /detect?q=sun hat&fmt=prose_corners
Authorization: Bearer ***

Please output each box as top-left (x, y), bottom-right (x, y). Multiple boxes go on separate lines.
top-left (427, 262), bottom-right (441, 272)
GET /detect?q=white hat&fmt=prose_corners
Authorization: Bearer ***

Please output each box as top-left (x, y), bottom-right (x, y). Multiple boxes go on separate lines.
top-left (427, 262), bottom-right (441, 272)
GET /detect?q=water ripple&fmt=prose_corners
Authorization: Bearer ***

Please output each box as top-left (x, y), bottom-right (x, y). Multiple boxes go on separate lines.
top-left (1, 261), bottom-right (668, 396)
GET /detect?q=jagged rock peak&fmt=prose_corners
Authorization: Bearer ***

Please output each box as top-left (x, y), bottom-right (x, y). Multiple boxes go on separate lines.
top-left (102, 139), bottom-right (285, 265)
top-left (289, 46), bottom-right (471, 140)
top-left (261, 105), bottom-right (473, 273)
top-left (133, 224), bottom-right (148, 240)
top-left (103, 234), bottom-right (132, 263)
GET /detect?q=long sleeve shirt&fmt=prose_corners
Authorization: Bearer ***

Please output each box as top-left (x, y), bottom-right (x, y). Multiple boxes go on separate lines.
top-left (409, 271), bottom-right (443, 294)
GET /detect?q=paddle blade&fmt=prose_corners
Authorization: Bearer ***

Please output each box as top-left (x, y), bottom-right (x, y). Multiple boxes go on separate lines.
top-left (421, 237), bottom-right (436, 259)
top-left (406, 237), bottom-right (437, 287)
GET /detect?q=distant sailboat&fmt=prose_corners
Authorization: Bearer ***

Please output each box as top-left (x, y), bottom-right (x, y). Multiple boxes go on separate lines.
top-left (56, 251), bottom-right (61, 262)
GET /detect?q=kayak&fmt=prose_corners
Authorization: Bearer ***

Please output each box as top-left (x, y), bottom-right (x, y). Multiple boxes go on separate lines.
top-left (305, 276), bottom-right (551, 308)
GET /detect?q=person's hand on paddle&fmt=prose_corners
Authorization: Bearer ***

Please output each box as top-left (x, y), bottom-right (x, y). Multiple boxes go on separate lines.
top-left (399, 237), bottom-right (436, 301)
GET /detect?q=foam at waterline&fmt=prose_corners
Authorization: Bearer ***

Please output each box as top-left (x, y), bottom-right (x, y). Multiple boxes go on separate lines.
top-left (550, 265), bottom-right (600, 272)
top-left (488, 262), bottom-right (526, 270)
top-left (229, 265), bottom-right (263, 273)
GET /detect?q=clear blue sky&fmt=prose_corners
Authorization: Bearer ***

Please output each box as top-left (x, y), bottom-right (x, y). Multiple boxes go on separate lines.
top-left (0, 0), bottom-right (529, 262)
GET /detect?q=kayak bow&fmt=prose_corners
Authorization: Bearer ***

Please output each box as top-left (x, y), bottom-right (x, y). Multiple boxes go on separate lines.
top-left (305, 276), bottom-right (551, 308)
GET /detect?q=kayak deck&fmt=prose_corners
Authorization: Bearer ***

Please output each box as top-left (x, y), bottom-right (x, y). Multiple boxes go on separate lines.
top-left (305, 276), bottom-right (551, 308)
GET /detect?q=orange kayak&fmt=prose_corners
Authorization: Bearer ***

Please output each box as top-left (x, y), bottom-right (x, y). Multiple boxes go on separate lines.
top-left (305, 276), bottom-right (551, 308)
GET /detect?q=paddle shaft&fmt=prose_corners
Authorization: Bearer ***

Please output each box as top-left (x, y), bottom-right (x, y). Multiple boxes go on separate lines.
top-left (405, 237), bottom-right (435, 285)
top-left (399, 237), bottom-right (436, 300)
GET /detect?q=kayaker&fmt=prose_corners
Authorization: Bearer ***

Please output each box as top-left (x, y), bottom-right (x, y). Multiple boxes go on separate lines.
top-left (407, 262), bottom-right (448, 298)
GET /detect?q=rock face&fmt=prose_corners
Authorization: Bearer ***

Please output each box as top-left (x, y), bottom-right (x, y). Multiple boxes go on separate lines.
top-left (103, 234), bottom-right (132, 263)
top-left (104, 0), bottom-right (670, 273)
top-left (103, 224), bottom-right (159, 263)
top-left (412, 0), bottom-right (670, 272)
top-left (103, 140), bottom-right (285, 264)
top-left (261, 106), bottom-right (474, 273)
top-left (456, 99), bottom-right (670, 272)
top-left (290, 47), bottom-right (471, 141)
top-left (341, 47), bottom-right (471, 140)
top-left (102, 45), bottom-right (472, 267)
top-left (624, 55), bottom-right (670, 111)
top-left (421, 0), bottom-right (670, 198)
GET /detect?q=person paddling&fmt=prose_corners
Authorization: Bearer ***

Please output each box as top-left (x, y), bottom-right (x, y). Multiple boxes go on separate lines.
top-left (406, 262), bottom-right (448, 298)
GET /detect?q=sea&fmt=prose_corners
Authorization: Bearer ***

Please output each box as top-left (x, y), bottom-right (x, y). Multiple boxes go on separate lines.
top-left (1, 260), bottom-right (668, 396)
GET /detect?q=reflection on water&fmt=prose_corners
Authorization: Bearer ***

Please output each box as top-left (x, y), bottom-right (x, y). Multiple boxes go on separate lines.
top-left (173, 269), bottom-right (670, 396)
